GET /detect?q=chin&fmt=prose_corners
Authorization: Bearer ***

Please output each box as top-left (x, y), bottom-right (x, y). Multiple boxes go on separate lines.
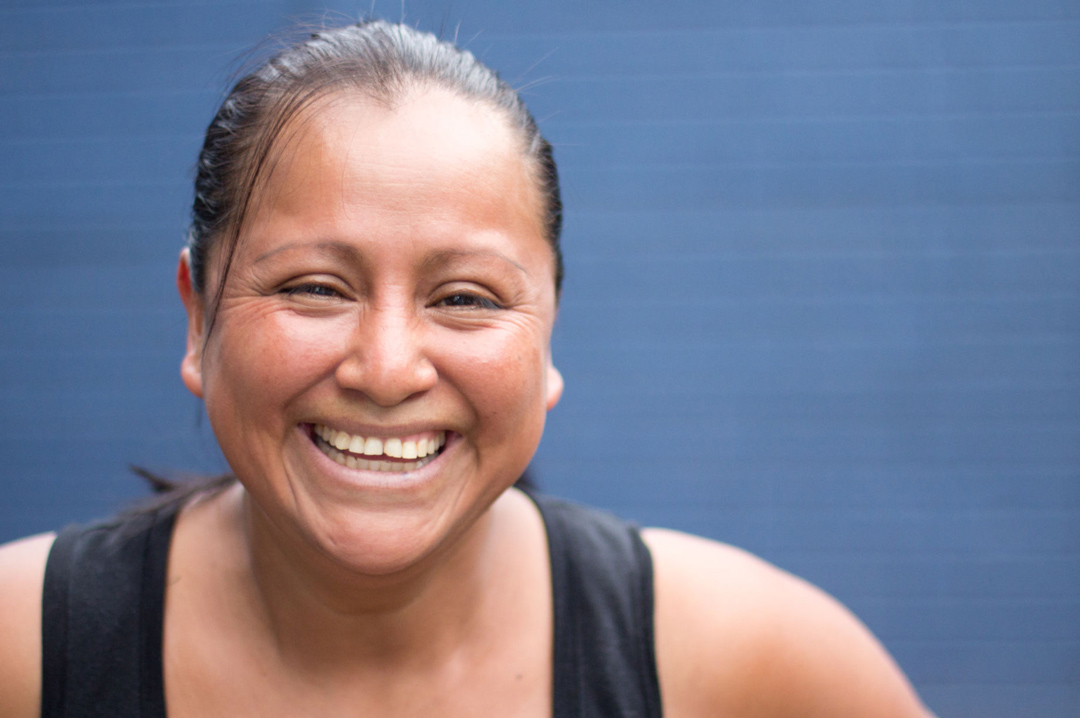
top-left (294, 495), bottom-right (486, 578)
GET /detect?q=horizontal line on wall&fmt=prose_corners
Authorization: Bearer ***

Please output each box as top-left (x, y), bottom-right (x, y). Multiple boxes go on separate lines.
top-left (5, 11), bottom-right (1079, 36)
top-left (546, 109), bottom-right (1080, 127)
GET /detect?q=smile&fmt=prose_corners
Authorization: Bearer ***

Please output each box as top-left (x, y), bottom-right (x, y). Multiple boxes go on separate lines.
top-left (311, 424), bottom-right (447, 473)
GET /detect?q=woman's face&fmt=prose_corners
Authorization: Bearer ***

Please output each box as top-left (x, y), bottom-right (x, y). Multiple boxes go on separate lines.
top-left (178, 88), bottom-right (562, 575)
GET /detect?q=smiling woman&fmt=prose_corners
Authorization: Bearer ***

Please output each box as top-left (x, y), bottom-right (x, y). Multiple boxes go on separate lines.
top-left (181, 87), bottom-right (563, 578)
top-left (0, 19), bottom-right (932, 718)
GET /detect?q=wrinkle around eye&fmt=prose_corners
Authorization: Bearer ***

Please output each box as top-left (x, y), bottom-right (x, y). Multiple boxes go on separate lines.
top-left (271, 280), bottom-right (359, 314)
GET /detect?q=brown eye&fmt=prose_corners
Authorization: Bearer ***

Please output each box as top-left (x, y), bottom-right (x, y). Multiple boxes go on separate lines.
top-left (437, 293), bottom-right (501, 310)
top-left (283, 283), bottom-right (341, 299)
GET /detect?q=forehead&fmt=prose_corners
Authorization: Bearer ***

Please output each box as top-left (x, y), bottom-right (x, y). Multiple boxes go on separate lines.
top-left (246, 87), bottom-right (543, 238)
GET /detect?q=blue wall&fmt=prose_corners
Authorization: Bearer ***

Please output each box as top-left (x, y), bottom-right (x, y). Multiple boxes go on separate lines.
top-left (1, 1), bottom-right (1077, 715)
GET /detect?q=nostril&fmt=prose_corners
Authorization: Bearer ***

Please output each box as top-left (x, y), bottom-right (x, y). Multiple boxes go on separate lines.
top-left (333, 327), bottom-right (437, 406)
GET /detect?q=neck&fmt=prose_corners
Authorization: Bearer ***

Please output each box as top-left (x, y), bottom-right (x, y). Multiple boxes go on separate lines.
top-left (222, 484), bottom-right (536, 674)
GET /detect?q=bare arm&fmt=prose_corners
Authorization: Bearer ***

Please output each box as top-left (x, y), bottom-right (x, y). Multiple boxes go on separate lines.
top-left (0, 533), bottom-right (55, 718)
top-left (644, 528), bottom-right (934, 718)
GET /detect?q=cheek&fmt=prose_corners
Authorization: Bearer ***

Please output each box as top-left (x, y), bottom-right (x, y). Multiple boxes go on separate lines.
top-left (204, 308), bottom-right (351, 417)
top-left (436, 324), bottom-right (548, 426)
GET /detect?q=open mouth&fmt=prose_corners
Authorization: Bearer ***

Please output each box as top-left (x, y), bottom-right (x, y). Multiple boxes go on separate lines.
top-left (310, 424), bottom-right (447, 473)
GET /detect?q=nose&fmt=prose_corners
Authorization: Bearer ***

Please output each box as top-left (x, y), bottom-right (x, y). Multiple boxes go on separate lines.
top-left (335, 305), bottom-right (438, 407)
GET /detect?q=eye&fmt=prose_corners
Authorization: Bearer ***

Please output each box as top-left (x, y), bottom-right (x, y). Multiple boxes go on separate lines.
top-left (435, 292), bottom-right (502, 310)
top-left (281, 282), bottom-right (343, 299)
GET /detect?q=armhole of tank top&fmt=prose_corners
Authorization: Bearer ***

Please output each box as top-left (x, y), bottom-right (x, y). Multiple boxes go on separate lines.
top-left (40, 527), bottom-right (76, 718)
top-left (139, 507), bottom-right (176, 718)
top-left (629, 527), bottom-right (664, 717)
top-left (39, 507), bottom-right (176, 718)
top-left (523, 490), bottom-right (664, 718)
top-left (519, 489), bottom-right (578, 717)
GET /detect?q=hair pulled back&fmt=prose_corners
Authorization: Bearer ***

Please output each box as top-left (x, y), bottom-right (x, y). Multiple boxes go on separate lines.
top-left (188, 19), bottom-right (563, 333)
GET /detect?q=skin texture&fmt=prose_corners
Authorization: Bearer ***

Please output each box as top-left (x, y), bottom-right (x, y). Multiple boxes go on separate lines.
top-left (168, 87), bottom-right (563, 716)
top-left (0, 533), bottom-right (51, 718)
top-left (0, 87), bottom-right (934, 718)
top-left (181, 88), bottom-right (563, 581)
top-left (646, 529), bottom-right (934, 718)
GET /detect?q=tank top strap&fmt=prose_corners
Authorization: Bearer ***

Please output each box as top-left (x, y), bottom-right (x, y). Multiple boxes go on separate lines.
top-left (528, 493), bottom-right (664, 718)
top-left (41, 506), bottom-right (176, 718)
top-left (41, 493), bottom-right (662, 717)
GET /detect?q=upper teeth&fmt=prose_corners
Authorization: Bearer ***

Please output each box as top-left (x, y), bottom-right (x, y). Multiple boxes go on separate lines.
top-left (314, 424), bottom-right (445, 459)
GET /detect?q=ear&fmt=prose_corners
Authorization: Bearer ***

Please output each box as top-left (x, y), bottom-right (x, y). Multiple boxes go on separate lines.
top-left (545, 360), bottom-right (564, 411)
top-left (177, 249), bottom-right (206, 399)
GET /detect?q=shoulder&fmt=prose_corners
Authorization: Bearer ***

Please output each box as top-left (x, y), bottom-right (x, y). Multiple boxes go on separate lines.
top-left (642, 528), bottom-right (933, 718)
top-left (0, 532), bottom-right (55, 718)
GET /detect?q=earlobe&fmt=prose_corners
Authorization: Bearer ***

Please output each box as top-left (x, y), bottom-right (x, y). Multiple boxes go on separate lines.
top-left (177, 249), bottom-right (205, 399)
top-left (545, 363), bottom-right (564, 411)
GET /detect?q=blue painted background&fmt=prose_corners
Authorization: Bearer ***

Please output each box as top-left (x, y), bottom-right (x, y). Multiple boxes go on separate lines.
top-left (1, 1), bottom-right (1077, 715)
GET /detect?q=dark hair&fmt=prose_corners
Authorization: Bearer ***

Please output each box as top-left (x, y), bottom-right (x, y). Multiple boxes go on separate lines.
top-left (188, 18), bottom-right (563, 336)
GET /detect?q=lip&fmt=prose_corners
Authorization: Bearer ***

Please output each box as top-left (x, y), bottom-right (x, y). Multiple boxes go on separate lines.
top-left (305, 421), bottom-right (450, 440)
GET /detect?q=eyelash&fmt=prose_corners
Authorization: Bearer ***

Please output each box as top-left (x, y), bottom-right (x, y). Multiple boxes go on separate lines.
top-left (282, 283), bottom-right (341, 299)
top-left (279, 284), bottom-right (502, 310)
top-left (436, 292), bottom-right (502, 310)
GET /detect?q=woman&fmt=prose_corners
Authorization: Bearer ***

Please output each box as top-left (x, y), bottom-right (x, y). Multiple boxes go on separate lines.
top-left (0, 20), bottom-right (933, 717)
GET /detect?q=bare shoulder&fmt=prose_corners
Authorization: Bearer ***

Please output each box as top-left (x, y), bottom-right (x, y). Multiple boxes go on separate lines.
top-left (0, 533), bottom-right (54, 718)
top-left (642, 528), bottom-right (934, 718)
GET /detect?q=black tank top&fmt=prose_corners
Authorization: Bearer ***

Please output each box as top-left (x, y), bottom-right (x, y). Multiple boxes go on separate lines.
top-left (41, 493), bottom-right (664, 717)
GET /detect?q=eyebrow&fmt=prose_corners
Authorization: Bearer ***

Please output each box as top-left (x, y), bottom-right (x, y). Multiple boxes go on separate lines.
top-left (421, 248), bottom-right (529, 275)
top-left (254, 241), bottom-right (528, 275)
top-left (253, 240), bottom-right (365, 265)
